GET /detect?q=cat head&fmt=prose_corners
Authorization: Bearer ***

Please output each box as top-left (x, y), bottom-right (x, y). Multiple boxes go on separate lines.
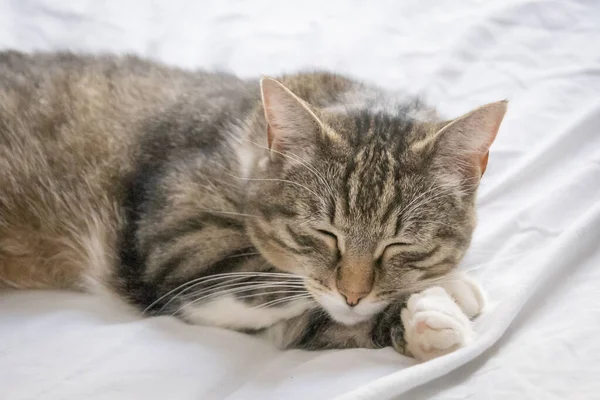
top-left (246, 77), bottom-right (507, 325)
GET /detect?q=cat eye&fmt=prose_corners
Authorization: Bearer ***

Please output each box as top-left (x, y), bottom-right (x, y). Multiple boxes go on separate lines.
top-left (384, 242), bottom-right (411, 251)
top-left (315, 229), bottom-right (338, 242)
top-left (313, 228), bottom-right (340, 252)
top-left (378, 241), bottom-right (412, 261)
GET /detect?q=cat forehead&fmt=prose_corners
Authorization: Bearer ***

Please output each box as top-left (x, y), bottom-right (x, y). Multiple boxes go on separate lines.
top-left (320, 107), bottom-right (437, 155)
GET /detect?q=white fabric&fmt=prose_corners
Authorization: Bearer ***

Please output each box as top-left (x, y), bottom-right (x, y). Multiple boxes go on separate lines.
top-left (1, 1), bottom-right (600, 399)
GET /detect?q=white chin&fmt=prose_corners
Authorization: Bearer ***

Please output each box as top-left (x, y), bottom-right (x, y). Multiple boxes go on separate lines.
top-left (327, 309), bottom-right (373, 325)
top-left (316, 293), bottom-right (388, 326)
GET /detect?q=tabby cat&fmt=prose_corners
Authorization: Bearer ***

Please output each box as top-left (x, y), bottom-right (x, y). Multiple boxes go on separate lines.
top-left (0, 51), bottom-right (505, 361)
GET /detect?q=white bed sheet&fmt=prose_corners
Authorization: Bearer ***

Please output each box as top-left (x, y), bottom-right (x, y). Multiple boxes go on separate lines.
top-left (1, 1), bottom-right (599, 399)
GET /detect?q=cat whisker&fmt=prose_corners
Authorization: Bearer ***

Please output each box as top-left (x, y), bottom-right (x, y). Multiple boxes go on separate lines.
top-left (173, 283), bottom-right (309, 316)
top-left (381, 273), bottom-right (467, 299)
top-left (401, 184), bottom-right (459, 220)
top-left (245, 138), bottom-right (336, 201)
top-left (180, 280), bottom-right (307, 301)
top-left (189, 208), bottom-right (258, 219)
top-left (232, 176), bottom-right (323, 202)
top-left (232, 290), bottom-right (310, 302)
top-left (401, 186), bottom-right (465, 228)
top-left (222, 252), bottom-right (262, 259)
top-left (206, 157), bottom-right (326, 204)
top-left (162, 278), bottom-right (305, 312)
top-left (396, 182), bottom-right (438, 217)
top-left (254, 293), bottom-right (315, 309)
top-left (143, 271), bottom-right (303, 314)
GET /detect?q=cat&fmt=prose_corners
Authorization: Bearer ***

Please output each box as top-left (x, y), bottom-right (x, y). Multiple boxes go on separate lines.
top-left (0, 51), bottom-right (504, 361)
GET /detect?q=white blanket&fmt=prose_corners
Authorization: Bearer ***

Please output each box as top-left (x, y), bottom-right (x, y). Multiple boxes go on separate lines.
top-left (1, 1), bottom-right (599, 399)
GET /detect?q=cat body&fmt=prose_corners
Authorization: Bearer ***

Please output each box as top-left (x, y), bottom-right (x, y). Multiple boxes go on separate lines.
top-left (0, 51), bottom-right (504, 360)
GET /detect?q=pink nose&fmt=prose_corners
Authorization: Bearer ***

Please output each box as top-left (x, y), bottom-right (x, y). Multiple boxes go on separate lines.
top-left (340, 291), bottom-right (367, 307)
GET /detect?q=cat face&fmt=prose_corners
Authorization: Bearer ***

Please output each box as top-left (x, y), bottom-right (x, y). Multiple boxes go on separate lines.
top-left (246, 78), bottom-right (506, 325)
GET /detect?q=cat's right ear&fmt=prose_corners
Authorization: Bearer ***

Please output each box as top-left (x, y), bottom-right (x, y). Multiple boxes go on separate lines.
top-left (429, 100), bottom-right (508, 178)
top-left (260, 77), bottom-right (332, 160)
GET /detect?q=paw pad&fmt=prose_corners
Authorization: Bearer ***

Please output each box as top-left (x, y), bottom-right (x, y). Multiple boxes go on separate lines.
top-left (400, 286), bottom-right (475, 361)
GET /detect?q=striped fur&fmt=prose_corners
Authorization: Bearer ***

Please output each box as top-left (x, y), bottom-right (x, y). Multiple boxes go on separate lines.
top-left (0, 51), bottom-right (506, 355)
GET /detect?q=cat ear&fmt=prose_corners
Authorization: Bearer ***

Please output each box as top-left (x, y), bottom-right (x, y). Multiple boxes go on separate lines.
top-left (260, 77), bottom-right (328, 160)
top-left (432, 100), bottom-right (507, 178)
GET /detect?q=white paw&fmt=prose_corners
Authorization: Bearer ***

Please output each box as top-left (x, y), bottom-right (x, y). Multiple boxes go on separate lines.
top-left (401, 286), bottom-right (474, 361)
top-left (439, 273), bottom-right (486, 318)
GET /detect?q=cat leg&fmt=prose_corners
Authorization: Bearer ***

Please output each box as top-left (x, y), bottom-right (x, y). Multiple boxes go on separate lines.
top-left (438, 272), bottom-right (487, 318)
top-left (399, 274), bottom-right (486, 360)
top-left (266, 277), bottom-right (485, 361)
top-left (400, 286), bottom-right (475, 361)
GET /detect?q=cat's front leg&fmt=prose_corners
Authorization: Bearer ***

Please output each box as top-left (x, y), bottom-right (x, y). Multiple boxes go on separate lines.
top-left (398, 285), bottom-right (481, 360)
top-left (398, 274), bottom-right (486, 360)
top-left (267, 277), bottom-right (486, 361)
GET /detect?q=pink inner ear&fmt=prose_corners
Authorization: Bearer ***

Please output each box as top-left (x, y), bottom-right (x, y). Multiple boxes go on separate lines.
top-left (480, 151), bottom-right (490, 176)
top-left (478, 111), bottom-right (504, 176)
top-left (264, 105), bottom-right (276, 150)
top-left (484, 118), bottom-right (503, 150)
top-left (266, 123), bottom-right (274, 150)
top-left (262, 91), bottom-right (275, 150)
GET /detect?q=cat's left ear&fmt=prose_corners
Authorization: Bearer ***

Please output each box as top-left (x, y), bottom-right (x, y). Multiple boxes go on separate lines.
top-left (432, 100), bottom-right (507, 178)
top-left (260, 77), bottom-right (333, 160)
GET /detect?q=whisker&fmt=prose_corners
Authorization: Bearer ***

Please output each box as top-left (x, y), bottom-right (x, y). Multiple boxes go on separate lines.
top-left (222, 252), bottom-right (262, 259)
top-left (164, 279), bottom-right (305, 312)
top-left (189, 209), bottom-right (258, 219)
top-left (381, 273), bottom-right (466, 299)
top-left (254, 293), bottom-right (315, 309)
top-left (245, 139), bottom-right (336, 201)
top-left (397, 182), bottom-right (438, 217)
top-left (180, 280), bottom-right (307, 301)
top-left (143, 271), bottom-right (302, 314)
top-left (233, 176), bottom-right (323, 201)
top-left (174, 283), bottom-right (309, 315)
top-left (402, 185), bottom-right (459, 219)
top-left (207, 151), bottom-right (329, 206)
top-left (187, 282), bottom-right (307, 302)
top-left (233, 290), bottom-right (309, 302)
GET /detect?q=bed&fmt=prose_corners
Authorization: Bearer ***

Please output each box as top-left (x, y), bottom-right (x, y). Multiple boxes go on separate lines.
top-left (1, 0), bottom-right (599, 398)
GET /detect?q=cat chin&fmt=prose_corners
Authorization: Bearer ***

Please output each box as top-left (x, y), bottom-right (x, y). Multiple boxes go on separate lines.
top-left (316, 293), bottom-right (389, 326)
top-left (327, 310), bottom-right (373, 326)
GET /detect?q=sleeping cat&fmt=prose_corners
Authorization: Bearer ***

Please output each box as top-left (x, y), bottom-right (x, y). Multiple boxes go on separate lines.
top-left (0, 51), bottom-right (504, 361)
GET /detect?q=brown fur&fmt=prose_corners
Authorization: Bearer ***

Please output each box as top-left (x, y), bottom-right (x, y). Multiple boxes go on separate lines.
top-left (0, 50), bottom-right (506, 354)
top-left (0, 51), bottom-right (188, 289)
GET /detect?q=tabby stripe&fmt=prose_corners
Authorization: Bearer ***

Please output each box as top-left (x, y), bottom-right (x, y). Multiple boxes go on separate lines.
top-left (421, 262), bottom-right (454, 279)
top-left (340, 157), bottom-right (357, 214)
top-left (285, 226), bottom-right (320, 249)
top-left (371, 301), bottom-right (406, 349)
top-left (256, 203), bottom-right (298, 221)
top-left (151, 252), bottom-right (190, 288)
top-left (148, 246), bottom-right (260, 313)
top-left (328, 197), bottom-right (337, 223)
top-left (252, 222), bottom-right (309, 255)
top-left (151, 212), bottom-right (244, 245)
top-left (296, 310), bottom-right (334, 348)
top-left (188, 246), bottom-right (260, 284)
top-left (396, 245), bottom-right (442, 270)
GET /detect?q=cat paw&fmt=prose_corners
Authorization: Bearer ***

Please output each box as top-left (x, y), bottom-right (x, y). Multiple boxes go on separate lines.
top-left (439, 273), bottom-right (486, 319)
top-left (400, 286), bottom-right (475, 361)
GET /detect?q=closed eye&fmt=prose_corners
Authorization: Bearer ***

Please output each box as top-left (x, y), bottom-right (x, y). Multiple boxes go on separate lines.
top-left (384, 242), bottom-right (411, 253)
top-left (376, 241), bottom-right (413, 261)
top-left (315, 229), bottom-right (338, 246)
top-left (311, 227), bottom-right (344, 256)
top-left (383, 244), bottom-right (443, 270)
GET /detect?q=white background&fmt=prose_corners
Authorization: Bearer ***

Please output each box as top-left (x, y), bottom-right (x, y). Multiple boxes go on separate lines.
top-left (1, 1), bottom-right (599, 399)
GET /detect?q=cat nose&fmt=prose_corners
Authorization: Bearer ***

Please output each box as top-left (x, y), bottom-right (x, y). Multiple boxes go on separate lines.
top-left (340, 291), bottom-right (368, 307)
top-left (336, 256), bottom-right (374, 307)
